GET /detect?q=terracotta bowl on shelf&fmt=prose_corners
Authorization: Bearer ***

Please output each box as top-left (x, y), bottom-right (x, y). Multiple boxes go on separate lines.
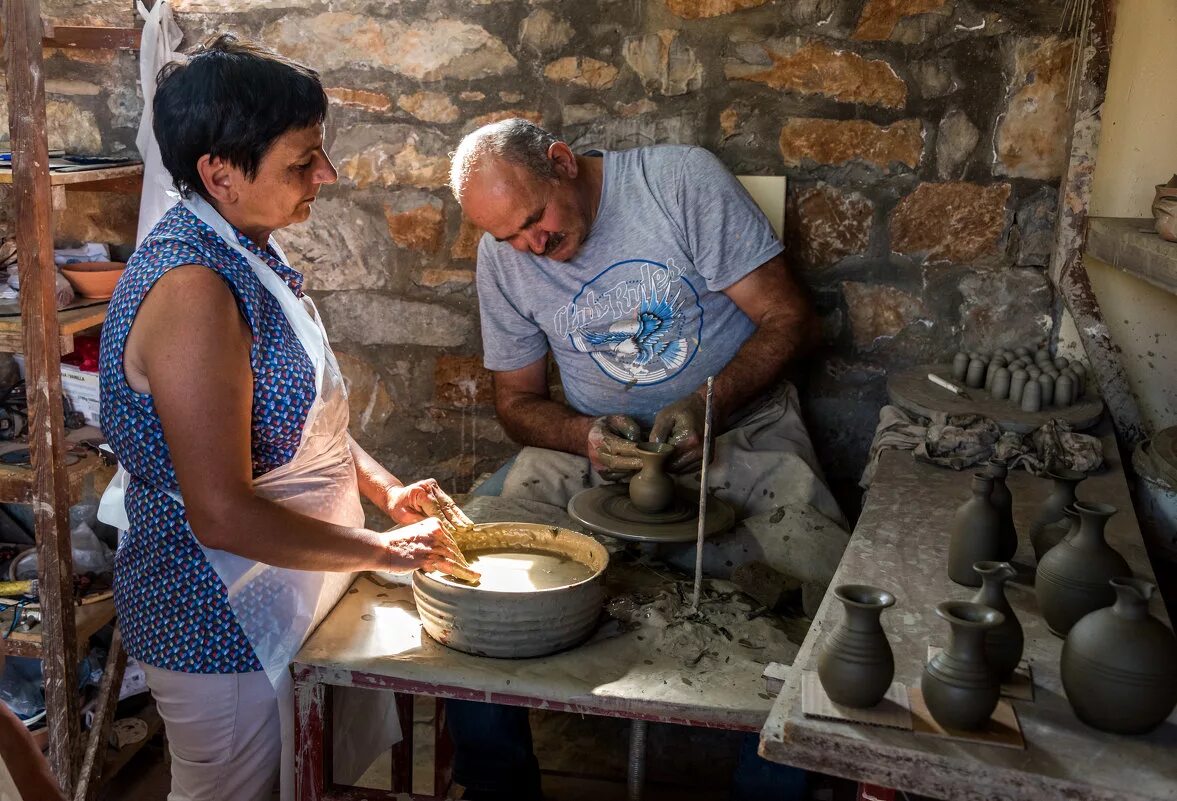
top-left (60, 261), bottom-right (125, 300)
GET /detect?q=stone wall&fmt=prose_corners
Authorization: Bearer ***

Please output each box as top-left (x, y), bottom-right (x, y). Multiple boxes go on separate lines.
top-left (6, 0), bottom-right (1072, 511)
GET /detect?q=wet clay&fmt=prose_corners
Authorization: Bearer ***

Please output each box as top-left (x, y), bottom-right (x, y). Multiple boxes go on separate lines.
top-left (428, 548), bottom-right (595, 592)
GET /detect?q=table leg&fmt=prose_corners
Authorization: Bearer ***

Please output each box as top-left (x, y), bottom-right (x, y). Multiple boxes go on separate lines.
top-left (627, 719), bottom-right (647, 801)
top-left (433, 697), bottom-right (453, 797)
top-left (390, 694), bottom-right (415, 794)
top-left (294, 667), bottom-right (329, 801)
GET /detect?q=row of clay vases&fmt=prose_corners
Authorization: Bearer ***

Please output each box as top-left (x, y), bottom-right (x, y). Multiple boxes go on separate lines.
top-left (1035, 502), bottom-right (1132, 636)
top-left (1028, 468), bottom-right (1086, 561)
top-left (1061, 578), bottom-right (1177, 734)
top-left (817, 584), bottom-right (896, 708)
top-left (946, 463), bottom-right (1017, 587)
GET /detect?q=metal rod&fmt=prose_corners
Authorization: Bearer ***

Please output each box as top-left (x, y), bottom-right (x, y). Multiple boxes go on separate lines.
top-left (691, 377), bottom-right (715, 612)
top-left (627, 719), bottom-right (648, 801)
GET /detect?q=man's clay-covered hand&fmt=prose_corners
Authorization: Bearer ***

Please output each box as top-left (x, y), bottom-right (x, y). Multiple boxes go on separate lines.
top-left (587, 414), bottom-right (643, 478)
top-left (650, 394), bottom-right (706, 473)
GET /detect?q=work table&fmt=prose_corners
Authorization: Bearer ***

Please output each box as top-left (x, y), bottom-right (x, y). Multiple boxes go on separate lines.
top-left (759, 435), bottom-right (1177, 801)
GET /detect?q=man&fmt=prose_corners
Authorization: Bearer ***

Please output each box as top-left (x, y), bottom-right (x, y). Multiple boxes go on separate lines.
top-left (445, 119), bottom-right (848, 800)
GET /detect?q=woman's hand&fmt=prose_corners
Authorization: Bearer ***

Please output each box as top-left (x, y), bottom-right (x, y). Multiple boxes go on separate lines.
top-left (380, 518), bottom-right (479, 581)
top-left (381, 478), bottom-right (474, 532)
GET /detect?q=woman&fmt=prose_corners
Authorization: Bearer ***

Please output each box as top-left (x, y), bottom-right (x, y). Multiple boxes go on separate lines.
top-left (98, 34), bottom-right (471, 800)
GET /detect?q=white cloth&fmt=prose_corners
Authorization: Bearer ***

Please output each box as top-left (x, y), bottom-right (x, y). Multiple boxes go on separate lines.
top-left (499, 383), bottom-right (850, 598)
top-left (99, 195), bottom-right (399, 799)
top-left (134, 1), bottom-right (184, 246)
top-left (143, 665), bottom-right (280, 801)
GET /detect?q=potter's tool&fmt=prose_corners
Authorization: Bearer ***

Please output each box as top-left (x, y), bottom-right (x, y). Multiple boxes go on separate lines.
top-left (691, 377), bottom-right (715, 612)
top-left (927, 373), bottom-right (970, 399)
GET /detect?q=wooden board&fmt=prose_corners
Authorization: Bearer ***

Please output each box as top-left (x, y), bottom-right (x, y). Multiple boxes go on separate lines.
top-left (0, 452), bottom-right (112, 506)
top-left (0, 302), bottom-right (108, 353)
top-left (0, 163), bottom-right (142, 186)
top-left (887, 364), bottom-right (1104, 433)
top-left (0, 597), bottom-right (114, 658)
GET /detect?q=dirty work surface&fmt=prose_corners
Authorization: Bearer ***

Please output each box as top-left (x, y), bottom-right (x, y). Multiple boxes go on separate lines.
top-left (295, 553), bottom-right (804, 731)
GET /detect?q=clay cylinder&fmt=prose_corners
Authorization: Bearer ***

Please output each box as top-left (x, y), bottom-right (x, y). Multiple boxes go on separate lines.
top-left (1020, 380), bottom-right (1042, 412)
top-left (1014, 346), bottom-right (1030, 358)
top-left (1008, 370), bottom-right (1029, 405)
top-left (1035, 349), bottom-right (1051, 365)
top-left (1054, 356), bottom-right (1070, 370)
top-left (985, 361), bottom-right (1000, 392)
top-left (1038, 374), bottom-right (1055, 407)
top-left (1055, 374), bottom-right (1075, 407)
top-left (965, 358), bottom-right (986, 389)
top-left (1026, 365), bottom-right (1042, 380)
top-left (990, 368), bottom-right (1011, 400)
top-left (952, 352), bottom-right (970, 382)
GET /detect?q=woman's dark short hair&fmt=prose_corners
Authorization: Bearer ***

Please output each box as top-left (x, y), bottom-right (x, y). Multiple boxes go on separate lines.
top-left (153, 33), bottom-right (328, 197)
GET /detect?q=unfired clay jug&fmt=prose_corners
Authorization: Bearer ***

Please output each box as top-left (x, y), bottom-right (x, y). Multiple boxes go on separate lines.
top-left (629, 442), bottom-right (675, 513)
top-left (1036, 502), bottom-right (1133, 636)
top-left (816, 584), bottom-right (896, 708)
top-left (971, 561), bottom-right (1024, 681)
top-left (922, 601), bottom-right (1005, 731)
top-left (986, 459), bottom-right (1018, 561)
top-left (1062, 578), bottom-right (1177, 734)
top-left (947, 474), bottom-right (1003, 587)
top-left (1028, 469), bottom-right (1085, 561)
top-left (1034, 504), bottom-right (1079, 563)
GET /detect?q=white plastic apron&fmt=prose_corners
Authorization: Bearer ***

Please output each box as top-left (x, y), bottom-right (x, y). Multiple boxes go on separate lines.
top-left (133, 0), bottom-right (183, 246)
top-left (99, 194), bottom-right (398, 797)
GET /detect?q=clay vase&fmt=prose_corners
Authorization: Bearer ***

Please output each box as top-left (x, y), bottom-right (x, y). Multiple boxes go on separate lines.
top-left (986, 459), bottom-right (1018, 561)
top-left (1153, 178), bottom-right (1177, 243)
top-left (1036, 502), bottom-right (1133, 637)
top-left (1034, 504), bottom-right (1080, 564)
top-left (947, 474), bottom-right (1004, 587)
top-left (971, 561), bottom-right (1024, 681)
top-left (1062, 578), bottom-right (1177, 734)
top-left (1028, 469), bottom-right (1085, 561)
top-left (922, 601), bottom-right (1005, 731)
top-left (629, 442), bottom-right (675, 513)
top-left (816, 584), bottom-right (897, 708)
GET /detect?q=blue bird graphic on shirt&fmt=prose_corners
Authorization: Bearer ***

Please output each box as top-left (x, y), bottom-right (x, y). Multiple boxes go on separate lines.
top-left (579, 291), bottom-right (688, 373)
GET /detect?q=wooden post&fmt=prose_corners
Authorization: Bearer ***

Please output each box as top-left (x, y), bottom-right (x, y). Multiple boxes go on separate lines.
top-left (1049, 0), bottom-right (1147, 445)
top-left (73, 630), bottom-right (127, 801)
top-left (4, 0), bottom-right (82, 791)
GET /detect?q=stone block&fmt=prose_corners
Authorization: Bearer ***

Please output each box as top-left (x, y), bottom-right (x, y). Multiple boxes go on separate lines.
top-left (282, 196), bottom-right (390, 291)
top-left (544, 56), bottom-right (619, 90)
top-left (1014, 188), bottom-right (1057, 268)
top-left (564, 104), bottom-right (607, 125)
top-left (384, 197), bottom-right (445, 254)
top-left (958, 269), bottom-right (1053, 351)
top-left (451, 217), bottom-right (486, 261)
top-left (53, 191), bottom-right (137, 246)
top-left (398, 92), bottom-right (460, 124)
top-left (264, 14), bottom-right (516, 81)
top-left (995, 37), bottom-right (1074, 180)
top-left (853, 0), bottom-right (949, 40)
top-left (786, 183), bottom-right (873, 270)
top-left (727, 38), bottom-right (906, 108)
top-left (778, 118), bottom-right (923, 170)
top-left (464, 110), bottom-right (545, 133)
top-left (890, 181), bottom-right (1011, 264)
top-left (623, 30), bottom-right (702, 97)
top-left (435, 355), bottom-right (495, 408)
top-left (326, 88), bottom-right (392, 113)
top-left (519, 8), bottom-right (574, 53)
top-left (335, 125), bottom-right (451, 190)
top-left (842, 281), bottom-right (926, 350)
top-left (665, 0), bottom-right (769, 18)
top-left (335, 350), bottom-right (394, 437)
top-left (320, 293), bottom-right (472, 347)
top-left (415, 269), bottom-right (476, 289)
top-left (935, 109), bottom-right (980, 180)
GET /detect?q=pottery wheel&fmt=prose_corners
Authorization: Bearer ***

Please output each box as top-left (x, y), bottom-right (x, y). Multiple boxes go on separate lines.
top-left (567, 484), bottom-right (735, 543)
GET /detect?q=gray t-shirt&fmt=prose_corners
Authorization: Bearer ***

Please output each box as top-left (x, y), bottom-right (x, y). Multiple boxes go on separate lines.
top-left (477, 145), bottom-right (783, 426)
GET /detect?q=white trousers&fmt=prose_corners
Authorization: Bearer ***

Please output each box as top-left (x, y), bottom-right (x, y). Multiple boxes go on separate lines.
top-left (143, 665), bottom-right (280, 801)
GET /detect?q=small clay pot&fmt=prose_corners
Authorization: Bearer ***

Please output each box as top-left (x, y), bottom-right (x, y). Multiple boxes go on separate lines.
top-left (965, 358), bottom-right (986, 389)
top-left (922, 601), bottom-right (1005, 731)
top-left (1026, 365), bottom-right (1042, 380)
top-left (817, 584), bottom-right (897, 708)
top-left (1028, 468), bottom-right (1085, 560)
top-left (947, 474), bottom-right (1004, 587)
top-left (1152, 180), bottom-right (1177, 243)
top-left (1020, 380), bottom-right (1042, 412)
top-left (1036, 502), bottom-right (1133, 636)
top-left (1054, 356), bottom-right (1070, 371)
top-left (952, 352), bottom-right (970, 382)
top-left (1062, 578), bottom-right (1177, 734)
top-left (986, 459), bottom-right (1018, 560)
top-left (629, 442), bottom-right (675, 513)
top-left (1055, 374), bottom-right (1074, 408)
top-left (1008, 370), bottom-right (1029, 405)
top-left (971, 561), bottom-right (1024, 681)
top-left (991, 368), bottom-right (1011, 400)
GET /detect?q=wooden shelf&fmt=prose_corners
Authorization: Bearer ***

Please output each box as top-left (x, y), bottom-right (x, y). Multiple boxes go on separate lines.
top-left (0, 302), bottom-right (108, 353)
top-left (0, 597), bottom-right (114, 658)
top-left (0, 162), bottom-right (142, 188)
top-left (0, 451), bottom-right (114, 507)
top-left (1086, 216), bottom-right (1177, 295)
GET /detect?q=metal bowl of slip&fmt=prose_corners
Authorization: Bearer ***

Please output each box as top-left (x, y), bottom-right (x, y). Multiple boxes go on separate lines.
top-left (412, 522), bottom-right (609, 658)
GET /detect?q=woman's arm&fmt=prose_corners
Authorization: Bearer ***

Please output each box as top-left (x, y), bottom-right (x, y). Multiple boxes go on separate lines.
top-left (124, 265), bottom-right (465, 575)
top-left (349, 436), bottom-right (474, 532)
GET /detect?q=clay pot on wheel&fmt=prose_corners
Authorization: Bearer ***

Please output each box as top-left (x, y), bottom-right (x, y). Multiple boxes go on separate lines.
top-left (1036, 502), bottom-right (1132, 637)
top-left (947, 474), bottom-right (1003, 587)
top-left (817, 584), bottom-right (896, 708)
top-left (1029, 469), bottom-right (1085, 561)
top-left (971, 561), bottom-right (1024, 681)
top-left (629, 442), bottom-right (675, 513)
top-left (922, 601), bottom-right (1005, 731)
top-left (1062, 578), bottom-right (1177, 734)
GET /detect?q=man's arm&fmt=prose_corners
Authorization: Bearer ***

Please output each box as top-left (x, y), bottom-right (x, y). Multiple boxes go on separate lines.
top-left (494, 357), bottom-right (645, 473)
